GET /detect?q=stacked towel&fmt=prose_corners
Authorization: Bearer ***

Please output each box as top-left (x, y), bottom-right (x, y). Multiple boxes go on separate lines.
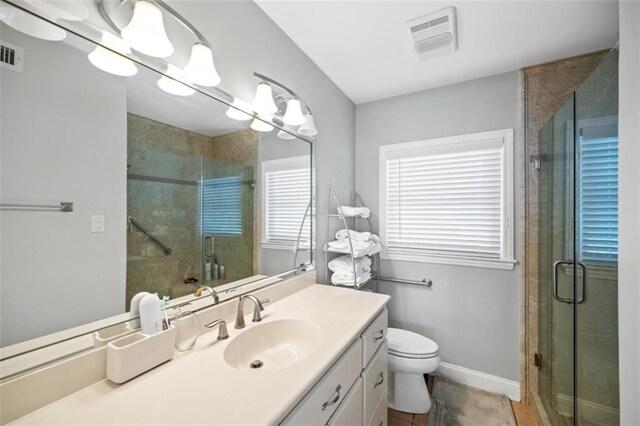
top-left (331, 270), bottom-right (372, 286)
top-left (328, 254), bottom-right (371, 274)
top-left (327, 230), bottom-right (382, 286)
top-left (324, 229), bottom-right (382, 258)
top-left (338, 206), bottom-right (371, 218)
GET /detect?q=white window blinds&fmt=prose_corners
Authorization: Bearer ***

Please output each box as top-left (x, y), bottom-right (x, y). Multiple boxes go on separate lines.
top-left (202, 175), bottom-right (243, 236)
top-left (380, 129), bottom-right (514, 268)
top-left (578, 128), bottom-right (618, 263)
top-left (263, 156), bottom-right (313, 244)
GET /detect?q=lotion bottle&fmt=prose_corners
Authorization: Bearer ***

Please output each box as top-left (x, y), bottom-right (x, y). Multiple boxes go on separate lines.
top-left (204, 259), bottom-right (212, 281)
top-left (139, 293), bottom-right (163, 335)
top-left (213, 258), bottom-right (219, 280)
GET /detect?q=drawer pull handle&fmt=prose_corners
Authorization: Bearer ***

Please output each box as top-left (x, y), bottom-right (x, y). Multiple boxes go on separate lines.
top-left (321, 385), bottom-right (342, 411)
top-left (373, 330), bottom-right (384, 342)
top-left (374, 372), bottom-right (385, 388)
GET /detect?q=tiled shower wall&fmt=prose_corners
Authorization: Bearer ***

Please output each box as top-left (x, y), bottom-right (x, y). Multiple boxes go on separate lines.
top-left (125, 114), bottom-right (258, 308)
top-left (521, 51), bottom-right (607, 405)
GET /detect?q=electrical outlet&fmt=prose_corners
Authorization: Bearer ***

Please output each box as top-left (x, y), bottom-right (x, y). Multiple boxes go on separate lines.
top-left (91, 215), bottom-right (105, 233)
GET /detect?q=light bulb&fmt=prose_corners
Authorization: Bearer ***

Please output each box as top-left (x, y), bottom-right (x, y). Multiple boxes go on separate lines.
top-left (183, 43), bottom-right (221, 87)
top-left (121, 0), bottom-right (173, 58)
top-left (251, 117), bottom-right (274, 132)
top-left (251, 82), bottom-right (277, 116)
top-left (157, 64), bottom-right (195, 97)
top-left (0, 4), bottom-right (66, 41)
top-left (226, 98), bottom-right (253, 121)
top-left (88, 31), bottom-right (137, 77)
top-left (298, 114), bottom-right (318, 136)
top-left (282, 99), bottom-right (306, 126)
top-left (277, 130), bottom-right (296, 140)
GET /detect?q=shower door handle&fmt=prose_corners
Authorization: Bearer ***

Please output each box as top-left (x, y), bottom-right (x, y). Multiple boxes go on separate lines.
top-left (204, 236), bottom-right (214, 257)
top-left (576, 261), bottom-right (587, 304)
top-left (553, 260), bottom-right (574, 304)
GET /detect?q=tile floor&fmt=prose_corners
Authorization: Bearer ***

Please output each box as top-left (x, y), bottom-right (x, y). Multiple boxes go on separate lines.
top-left (387, 375), bottom-right (537, 426)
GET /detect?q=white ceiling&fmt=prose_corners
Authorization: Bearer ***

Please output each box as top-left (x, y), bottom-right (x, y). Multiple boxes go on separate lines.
top-left (255, 0), bottom-right (619, 104)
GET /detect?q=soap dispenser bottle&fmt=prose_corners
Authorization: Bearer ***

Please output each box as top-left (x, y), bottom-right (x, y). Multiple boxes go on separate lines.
top-left (204, 259), bottom-right (212, 281)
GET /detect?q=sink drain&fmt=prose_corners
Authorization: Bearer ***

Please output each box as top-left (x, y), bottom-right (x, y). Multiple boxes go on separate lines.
top-left (250, 360), bottom-right (264, 369)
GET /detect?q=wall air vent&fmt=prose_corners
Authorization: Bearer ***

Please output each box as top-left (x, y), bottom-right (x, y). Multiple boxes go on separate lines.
top-left (406, 7), bottom-right (457, 61)
top-left (0, 40), bottom-right (24, 73)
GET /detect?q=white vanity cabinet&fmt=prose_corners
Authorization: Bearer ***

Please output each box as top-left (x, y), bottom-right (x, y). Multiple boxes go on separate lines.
top-left (282, 308), bottom-right (388, 426)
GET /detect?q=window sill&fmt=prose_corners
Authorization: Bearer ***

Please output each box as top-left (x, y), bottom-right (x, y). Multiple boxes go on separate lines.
top-left (381, 251), bottom-right (517, 271)
top-left (260, 242), bottom-right (295, 251)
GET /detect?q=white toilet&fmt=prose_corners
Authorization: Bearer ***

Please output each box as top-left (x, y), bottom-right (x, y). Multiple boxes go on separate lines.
top-left (387, 327), bottom-right (441, 414)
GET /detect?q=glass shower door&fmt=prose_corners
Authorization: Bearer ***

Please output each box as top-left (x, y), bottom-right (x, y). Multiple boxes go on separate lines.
top-left (537, 94), bottom-right (577, 426)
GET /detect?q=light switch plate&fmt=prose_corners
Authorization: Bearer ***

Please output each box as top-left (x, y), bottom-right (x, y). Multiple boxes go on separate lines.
top-left (91, 215), bottom-right (105, 233)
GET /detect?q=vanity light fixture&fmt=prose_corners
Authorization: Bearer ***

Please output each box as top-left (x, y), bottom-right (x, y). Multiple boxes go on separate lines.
top-left (183, 42), bottom-right (221, 87)
top-left (252, 82), bottom-right (278, 116)
top-left (298, 114), bottom-right (318, 137)
top-left (277, 130), bottom-right (296, 140)
top-left (0, 4), bottom-right (66, 41)
top-left (282, 99), bottom-right (306, 126)
top-left (88, 31), bottom-right (138, 77)
top-left (250, 117), bottom-right (274, 132)
top-left (24, 0), bottom-right (88, 22)
top-left (157, 64), bottom-right (195, 96)
top-left (226, 98), bottom-right (253, 121)
top-left (120, 0), bottom-right (174, 58)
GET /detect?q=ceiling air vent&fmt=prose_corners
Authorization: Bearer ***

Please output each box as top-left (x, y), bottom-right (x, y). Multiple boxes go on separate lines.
top-left (0, 40), bottom-right (24, 73)
top-left (406, 7), bottom-right (457, 61)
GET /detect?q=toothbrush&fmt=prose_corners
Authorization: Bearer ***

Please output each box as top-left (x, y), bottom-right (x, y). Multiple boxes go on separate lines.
top-left (162, 295), bottom-right (170, 330)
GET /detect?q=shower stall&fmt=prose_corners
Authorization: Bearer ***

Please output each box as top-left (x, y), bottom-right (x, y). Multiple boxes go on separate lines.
top-left (533, 49), bottom-right (619, 425)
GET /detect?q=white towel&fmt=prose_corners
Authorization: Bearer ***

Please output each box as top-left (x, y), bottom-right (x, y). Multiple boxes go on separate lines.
top-left (328, 254), bottom-right (371, 274)
top-left (338, 206), bottom-right (370, 218)
top-left (324, 240), bottom-right (382, 258)
top-left (335, 229), bottom-right (378, 242)
top-left (331, 271), bottom-right (372, 286)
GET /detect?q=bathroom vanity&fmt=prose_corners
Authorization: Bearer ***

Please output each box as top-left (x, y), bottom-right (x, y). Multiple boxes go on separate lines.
top-left (6, 273), bottom-right (390, 425)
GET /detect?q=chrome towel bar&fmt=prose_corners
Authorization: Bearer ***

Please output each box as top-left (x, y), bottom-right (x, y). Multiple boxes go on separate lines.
top-left (0, 202), bottom-right (73, 212)
top-left (379, 276), bottom-right (433, 287)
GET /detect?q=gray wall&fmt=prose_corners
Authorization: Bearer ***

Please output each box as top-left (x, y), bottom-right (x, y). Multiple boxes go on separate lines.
top-left (618, 2), bottom-right (640, 424)
top-left (0, 27), bottom-right (127, 346)
top-left (355, 72), bottom-right (521, 382)
top-left (168, 1), bottom-right (357, 282)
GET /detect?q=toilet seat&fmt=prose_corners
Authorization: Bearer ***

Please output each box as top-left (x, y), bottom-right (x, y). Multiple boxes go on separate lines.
top-left (388, 328), bottom-right (439, 359)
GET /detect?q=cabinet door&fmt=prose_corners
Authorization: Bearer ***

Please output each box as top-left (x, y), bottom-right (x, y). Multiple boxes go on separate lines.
top-left (367, 394), bottom-right (388, 426)
top-left (361, 309), bottom-right (387, 367)
top-left (327, 378), bottom-right (363, 426)
top-left (363, 342), bottom-right (388, 425)
top-left (282, 339), bottom-right (363, 425)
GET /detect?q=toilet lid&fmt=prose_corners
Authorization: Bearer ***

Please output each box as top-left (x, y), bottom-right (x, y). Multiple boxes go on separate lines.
top-left (387, 328), bottom-right (439, 357)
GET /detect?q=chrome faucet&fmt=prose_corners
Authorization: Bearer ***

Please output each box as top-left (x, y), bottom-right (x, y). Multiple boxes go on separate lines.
top-left (205, 319), bottom-right (229, 341)
top-left (235, 295), bottom-right (269, 329)
top-left (195, 285), bottom-right (219, 305)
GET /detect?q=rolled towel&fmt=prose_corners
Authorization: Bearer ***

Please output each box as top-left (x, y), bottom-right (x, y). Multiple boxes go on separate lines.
top-left (331, 271), bottom-right (372, 286)
top-left (338, 206), bottom-right (370, 218)
top-left (324, 240), bottom-right (382, 258)
top-left (335, 229), bottom-right (372, 242)
top-left (328, 254), bottom-right (371, 274)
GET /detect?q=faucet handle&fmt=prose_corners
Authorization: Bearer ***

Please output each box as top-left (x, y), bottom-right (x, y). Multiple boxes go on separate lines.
top-left (259, 298), bottom-right (270, 308)
top-left (205, 319), bottom-right (229, 340)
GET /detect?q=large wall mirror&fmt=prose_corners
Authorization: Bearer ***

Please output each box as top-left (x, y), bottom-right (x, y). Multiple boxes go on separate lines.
top-left (0, 0), bottom-right (314, 377)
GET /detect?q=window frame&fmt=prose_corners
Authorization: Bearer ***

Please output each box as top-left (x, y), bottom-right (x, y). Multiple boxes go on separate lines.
top-left (260, 155), bottom-right (312, 251)
top-left (379, 129), bottom-right (516, 270)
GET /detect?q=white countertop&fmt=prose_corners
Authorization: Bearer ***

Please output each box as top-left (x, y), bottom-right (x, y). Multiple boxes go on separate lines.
top-left (11, 284), bottom-right (390, 425)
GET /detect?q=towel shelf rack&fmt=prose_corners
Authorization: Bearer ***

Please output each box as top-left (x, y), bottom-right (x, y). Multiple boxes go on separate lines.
top-left (0, 202), bottom-right (73, 212)
top-left (379, 276), bottom-right (433, 287)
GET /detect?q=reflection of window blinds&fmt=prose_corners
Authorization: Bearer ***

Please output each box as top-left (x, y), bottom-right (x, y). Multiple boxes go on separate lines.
top-left (202, 175), bottom-right (243, 236)
top-left (386, 145), bottom-right (503, 258)
top-left (578, 129), bottom-right (618, 263)
top-left (265, 168), bottom-right (312, 242)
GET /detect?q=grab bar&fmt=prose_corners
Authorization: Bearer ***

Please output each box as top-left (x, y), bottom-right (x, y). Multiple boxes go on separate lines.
top-left (0, 202), bottom-right (73, 212)
top-left (379, 276), bottom-right (433, 287)
top-left (128, 216), bottom-right (172, 255)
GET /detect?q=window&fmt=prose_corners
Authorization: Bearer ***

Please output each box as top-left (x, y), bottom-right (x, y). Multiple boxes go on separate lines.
top-left (379, 129), bottom-right (515, 270)
top-left (201, 175), bottom-right (243, 236)
top-left (577, 124), bottom-right (618, 264)
top-left (261, 155), bottom-right (313, 249)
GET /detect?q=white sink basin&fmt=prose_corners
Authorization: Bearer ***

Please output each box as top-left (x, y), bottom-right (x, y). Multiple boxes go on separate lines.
top-left (224, 319), bottom-right (324, 371)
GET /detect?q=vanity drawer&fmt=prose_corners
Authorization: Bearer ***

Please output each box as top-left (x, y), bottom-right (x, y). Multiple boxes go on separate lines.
top-left (367, 391), bottom-right (388, 426)
top-left (363, 342), bottom-right (388, 425)
top-left (282, 339), bottom-right (363, 426)
top-left (362, 309), bottom-right (388, 367)
top-left (326, 377), bottom-right (363, 426)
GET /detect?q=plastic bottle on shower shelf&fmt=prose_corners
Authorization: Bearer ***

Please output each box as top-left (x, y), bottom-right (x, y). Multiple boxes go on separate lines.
top-left (204, 259), bottom-right (212, 281)
top-left (220, 265), bottom-right (226, 280)
top-left (213, 258), bottom-right (219, 280)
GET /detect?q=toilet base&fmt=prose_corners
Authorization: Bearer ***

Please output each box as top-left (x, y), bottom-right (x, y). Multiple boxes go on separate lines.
top-left (387, 371), bottom-right (431, 414)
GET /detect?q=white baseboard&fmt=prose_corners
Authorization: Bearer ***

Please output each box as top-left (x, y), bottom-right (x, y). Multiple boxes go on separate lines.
top-left (435, 362), bottom-right (521, 402)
